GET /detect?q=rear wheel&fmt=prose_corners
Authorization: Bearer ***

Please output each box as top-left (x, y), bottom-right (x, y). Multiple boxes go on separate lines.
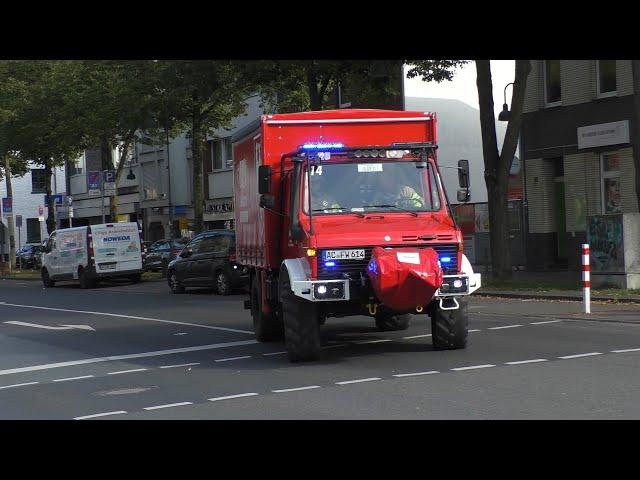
top-left (430, 297), bottom-right (468, 350)
top-left (169, 270), bottom-right (185, 294)
top-left (41, 268), bottom-right (55, 288)
top-left (375, 313), bottom-right (411, 331)
top-left (129, 273), bottom-right (142, 284)
top-left (251, 276), bottom-right (284, 342)
top-left (280, 268), bottom-right (321, 362)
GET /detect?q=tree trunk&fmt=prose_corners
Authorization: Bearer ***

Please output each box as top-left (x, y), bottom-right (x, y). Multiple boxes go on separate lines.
top-left (109, 133), bottom-right (135, 221)
top-left (44, 159), bottom-right (56, 235)
top-left (306, 68), bottom-right (322, 111)
top-left (191, 114), bottom-right (204, 234)
top-left (631, 60), bottom-right (640, 210)
top-left (476, 60), bottom-right (531, 280)
top-left (3, 153), bottom-right (16, 270)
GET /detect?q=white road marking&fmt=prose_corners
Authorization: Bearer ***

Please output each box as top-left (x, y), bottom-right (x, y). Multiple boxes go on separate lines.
top-left (107, 368), bottom-right (149, 375)
top-left (0, 301), bottom-right (253, 334)
top-left (323, 344), bottom-right (348, 349)
top-left (558, 352), bottom-right (602, 359)
top-left (53, 375), bottom-right (95, 382)
top-left (272, 386), bottom-right (321, 393)
top-left (488, 324), bottom-right (523, 330)
top-left (402, 334), bottom-right (432, 339)
top-left (611, 348), bottom-right (640, 353)
top-left (0, 339), bottom-right (258, 377)
top-left (354, 339), bottom-right (392, 344)
top-left (505, 359), bottom-right (548, 365)
top-left (74, 411), bottom-right (127, 420)
top-left (468, 329), bottom-right (481, 332)
top-left (336, 377), bottom-right (381, 385)
top-left (393, 371), bottom-right (439, 377)
top-left (208, 392), bottom-right (259, 402)
top-left (159, 363), bottom-right (200, 369)
top-left (215, 355), bottom-right (252, 362)
top-left (263, 351), bottom-right (288, 356)
top-left (452, 364), bottom-right (496, 371)
top-left (4, 321), bottom-right (95, 331)
top-left (530, 320), bottom-right (562, 325)
top-left (0, 381), bottom-right (39, 390)
top-left (174, 333), bottom-right (189, 336)
top-left (143, 402), bottom-right (193, 411)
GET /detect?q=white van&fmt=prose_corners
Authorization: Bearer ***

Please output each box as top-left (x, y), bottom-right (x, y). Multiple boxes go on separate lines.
top-left (41, 222), bottom-right (145, 289)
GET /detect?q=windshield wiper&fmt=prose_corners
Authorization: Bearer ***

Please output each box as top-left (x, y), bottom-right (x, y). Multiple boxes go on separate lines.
top-left (311, 207), bottom-right (365, 218)
top-left (363, 204), bottom-right (419, 217)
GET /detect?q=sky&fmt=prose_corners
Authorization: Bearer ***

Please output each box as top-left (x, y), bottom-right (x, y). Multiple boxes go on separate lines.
top-left (404, 60), bottom-right (516, 117)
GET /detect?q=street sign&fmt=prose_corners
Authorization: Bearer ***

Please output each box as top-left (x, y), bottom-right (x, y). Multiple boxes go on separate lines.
top-left (87, 171), bottom-right (102, 196)
top-left (69, 206), bottom-right (74, 218)
top-left (38, 205), bottom-right (44, 222)
top-left (2, 197), bottom-right (12, 215)
top-left (44, 194), bottom-right (64, 206)
top-left (104, 182), bottom-right (116, 197)
top-left (15, 215), bottom-right (22, 228)
top-left (102, 170), bottom-right (116, 183)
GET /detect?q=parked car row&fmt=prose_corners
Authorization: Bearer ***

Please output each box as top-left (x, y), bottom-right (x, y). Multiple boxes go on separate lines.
top-left (36, 223), bottom-right (248, 295)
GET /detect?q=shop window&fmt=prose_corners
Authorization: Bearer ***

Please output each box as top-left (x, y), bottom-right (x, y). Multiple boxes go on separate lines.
top-left (544, 60), bottom-right (561, 105)
top-left (601, 153), bottom-right (622, 214)
top-left (597, 60), bottom-right (617, 96)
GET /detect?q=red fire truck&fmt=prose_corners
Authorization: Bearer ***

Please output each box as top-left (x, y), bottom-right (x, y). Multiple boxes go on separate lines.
top-left (233, 109), bottom-right (481, 362)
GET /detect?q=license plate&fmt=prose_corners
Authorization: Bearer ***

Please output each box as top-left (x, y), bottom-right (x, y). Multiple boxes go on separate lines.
top-left (99, 263), bottom-right (116, 270)
top-left (324, 249), bottom-right (365, 260)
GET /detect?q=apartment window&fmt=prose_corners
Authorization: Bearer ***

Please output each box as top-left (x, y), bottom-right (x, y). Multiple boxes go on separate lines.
top-left (68, 153), bottom-right (85, 176)
top-left (26, 218), bottom-right (41, 244)
top-left (211, 137), bottom-right (233, 170)
top-left (31, 169), bottom-right (47, 194)
top-left (601, 152), bottom-right (622, 214)
top-left (544, 60), bottom-right (562, 105)
top-left (597, 60), bottom-right (617, 96)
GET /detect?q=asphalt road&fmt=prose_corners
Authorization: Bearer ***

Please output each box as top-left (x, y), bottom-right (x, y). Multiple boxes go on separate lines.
top-left (0, 278), bottom-right (639, 419)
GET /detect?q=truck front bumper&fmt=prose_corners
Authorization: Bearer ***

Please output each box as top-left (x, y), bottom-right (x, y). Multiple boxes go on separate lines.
top-left (293, 279), bottom-right (351, 302)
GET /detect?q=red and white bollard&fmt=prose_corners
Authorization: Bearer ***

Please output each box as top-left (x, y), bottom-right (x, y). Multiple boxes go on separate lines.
top-left (582, 243), bottom-right (590, 314)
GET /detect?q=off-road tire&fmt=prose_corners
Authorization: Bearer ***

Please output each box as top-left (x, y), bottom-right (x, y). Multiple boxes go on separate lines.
top-left (79, 268), bottom-right (95, 289)
top-left (375, 313), bottom-right (411, 331)
top-left (251, 276), bottom-right (284, 342)
top-left (169, 270), bottom-right (185, 294)
top-left (280, 269), bottom-right (321, 362)
top-left (430, 297), bottom-right (468, 350)
top-left (215, 270), bottom-right (232, 296)
top-left (42, 268), bottom-right (55, 288)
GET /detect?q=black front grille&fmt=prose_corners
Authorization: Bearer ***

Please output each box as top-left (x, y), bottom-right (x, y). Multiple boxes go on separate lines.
top-left (317, 244), bottom-right (458, 279)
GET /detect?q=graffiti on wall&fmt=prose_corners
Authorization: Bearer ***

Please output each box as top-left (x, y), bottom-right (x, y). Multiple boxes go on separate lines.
top-left (587, 215), bottom-right (624, 273)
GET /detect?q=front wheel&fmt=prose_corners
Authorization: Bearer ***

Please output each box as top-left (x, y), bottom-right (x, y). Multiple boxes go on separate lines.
top-left (280, 269), bottom-right (322, 362)
top-left (214, 271), bottom-right (232, 296)
top-left (42, 268), bottom-right (55, 288)
top-left (251, 276), bottom-right (284, 342)
top-left (79, 268), bottom-right (95, 289)
top-left (430, 297), bottom-right (468, 350)
top-left (169, 270), bottom-right (185, 294)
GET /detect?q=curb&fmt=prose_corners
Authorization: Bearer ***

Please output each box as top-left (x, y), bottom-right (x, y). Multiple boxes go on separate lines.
top-left (477, 291), bottom-right (640, 305)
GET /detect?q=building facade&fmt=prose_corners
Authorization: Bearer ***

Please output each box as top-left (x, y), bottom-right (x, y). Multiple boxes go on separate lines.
top-left (522, 60), bottom-right (639, 271)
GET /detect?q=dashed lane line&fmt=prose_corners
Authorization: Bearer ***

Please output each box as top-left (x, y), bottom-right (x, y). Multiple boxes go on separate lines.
top-left (451, 364), bottom-right (496, 371)
top-left (488, 325), bottom-right (523, 330)
top-left (402, 334), bottom-right (432, 339)
top-left (143, 402), bottom-right (193, 411)
top-left (336, 377), bottom-right (382, 385)
top-left (52, 375), bottom-right (95, 382)
top-left (392, 371), bottom-right (439, 378)
top-left (159, 363), bottom-right (200, 369)
top-left (272, 386), bottom-right (321, 393)
top-left (468, 329), bottom-right (482, 332)
top-left (530, 320), bottom-right (563, 325)
top-left (208, 393), bottom-right (259, 402)
top-left (354, 339), bottom-right (392, 344)
top-left (505, 359), bottom-right (548, 365)
top-left (263, 351), bottom-right (288, 356)
top-left (0, 301), bottom-right (254, 334)
top-left (107, 368), bottom-right (149, 375)
top-left (611, 348), bottom-right (640, 353)
top-left (558, 352), bottom-right (603, 359)
top-left (0, 382), bottom-right (39, 390)
top-left (214, 356), bottom-right (252, 362)
top-left (74, 411), bottom-right (127, 420)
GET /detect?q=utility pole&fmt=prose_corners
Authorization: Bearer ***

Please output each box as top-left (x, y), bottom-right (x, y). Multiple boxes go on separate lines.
top-left (4, 153), bottom-right (15, 270)
top-left (165, 113), bottom-right (174, 240)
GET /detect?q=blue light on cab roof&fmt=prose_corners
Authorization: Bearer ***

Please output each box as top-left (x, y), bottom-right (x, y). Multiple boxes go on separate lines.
top-left (302, 143), bottom-right (344, 150)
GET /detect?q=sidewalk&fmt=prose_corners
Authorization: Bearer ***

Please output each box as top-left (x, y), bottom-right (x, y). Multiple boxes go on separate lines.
top-left (476, 268), bottom-right (640, 304)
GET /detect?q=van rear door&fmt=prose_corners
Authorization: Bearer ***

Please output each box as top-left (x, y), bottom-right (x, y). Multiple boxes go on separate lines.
top-left (90, 222), bottom-right (143, 274)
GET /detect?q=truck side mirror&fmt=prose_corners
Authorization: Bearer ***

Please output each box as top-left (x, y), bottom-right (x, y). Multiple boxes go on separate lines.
top-left (258, 165), bottom-right (272, 195)
top-left (259, 194), bottom-right (275, 209)
top-left (458, 159), bottom-right (470, 189)
top-left (457, 189), bottom-right (471, 203)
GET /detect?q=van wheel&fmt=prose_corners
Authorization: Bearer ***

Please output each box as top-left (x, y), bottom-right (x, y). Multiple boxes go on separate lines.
top-left (169, 270), bottom-right (185, 294)
top-left (251, 276), bottom-right (284, 342)
top-left (430, 297), bottom-right (468, 350)
top-left (79, 268), bottom-right (95, 289)
top-left (280, 268), bottom-right (321, 362)
top-left (214, 271), bottom-right (231, 296)
top-left (42, 268), bottom-right (55, 288)
top-left (129, 274), bottom-right (142, 284)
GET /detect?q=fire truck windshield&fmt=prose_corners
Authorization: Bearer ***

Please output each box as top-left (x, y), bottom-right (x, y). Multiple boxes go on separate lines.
top-left (304, 160), bottom-right (443, 215)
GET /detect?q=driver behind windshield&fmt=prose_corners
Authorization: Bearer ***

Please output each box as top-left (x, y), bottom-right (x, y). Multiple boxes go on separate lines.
top-left (374, 171), bottom-right (425, 209)
top-left (311, 174), bottom-right (344, 213)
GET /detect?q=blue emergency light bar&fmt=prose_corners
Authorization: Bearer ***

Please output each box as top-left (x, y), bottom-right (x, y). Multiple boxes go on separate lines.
top-left (440, 256), bottom-right (452, 263)
top-left (302, 143), bottom-right (344, 150)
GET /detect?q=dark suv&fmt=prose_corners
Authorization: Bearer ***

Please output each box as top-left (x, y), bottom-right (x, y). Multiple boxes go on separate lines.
top-left (167, 230), bottom-right (248, 295)
top-left (144, 238), bottom-right (187, 273)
